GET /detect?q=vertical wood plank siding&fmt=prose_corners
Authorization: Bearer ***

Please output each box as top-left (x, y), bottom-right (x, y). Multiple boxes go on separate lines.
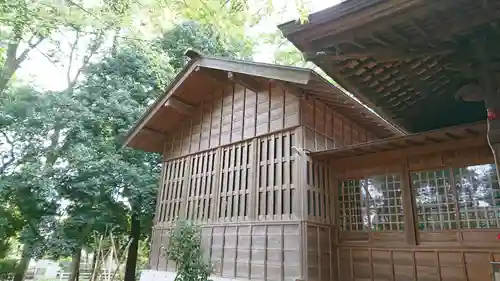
top-left (163, 82), bottom-right (300, 160)
top-left (151, 222), bottom-right (302, 281)
top-left (301, 96), bottom-right (377, 152)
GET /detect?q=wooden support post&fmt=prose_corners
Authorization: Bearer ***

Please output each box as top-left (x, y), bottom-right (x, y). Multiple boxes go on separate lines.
top-left (211, 148), bottom-right (223, 221)
top-left (401, 158), bottom-right (418, 245)
top-left (180, 156), bottom-right (193, 220)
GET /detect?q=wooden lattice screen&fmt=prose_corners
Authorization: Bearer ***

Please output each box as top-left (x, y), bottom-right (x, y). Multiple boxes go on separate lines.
top-left (158, 129), bottom-right (300, 224)
top-left (185, 150), bottom-right (217, 222)
top-left (339, 174), bottom-right (403, 231)
top-left (413, 164), bottom-right (500, 231)
top-left (256, 130), bottom-right (298, 221)
top-left (157, 158), bottom-right (189, 223)
top-left (306, 159), bottom-right (334, 223)
top-left (217, 140), bottom-right (254, 221)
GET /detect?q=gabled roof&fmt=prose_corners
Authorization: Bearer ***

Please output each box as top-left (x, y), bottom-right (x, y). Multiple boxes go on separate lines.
top-left (279, 0), bottom-right (496, 133)
top-left (123, 50), bottom-right (405, 153)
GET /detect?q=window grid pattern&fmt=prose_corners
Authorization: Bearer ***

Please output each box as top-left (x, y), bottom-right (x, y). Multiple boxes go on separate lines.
top-left (367, 174), bottom-right (404, 231)
top-left (339, 174), bottom-right (403, 232)
top-left (455, 164), bottom-right (500, 229)
top-left (256, 131), bottom-right (297, 220)
top-left (339, 179), bottom-right (365, 231)
top-left (413, 169), bottom-right (457, 231)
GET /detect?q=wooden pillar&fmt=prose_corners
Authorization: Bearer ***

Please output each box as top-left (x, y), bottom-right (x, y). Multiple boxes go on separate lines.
top-left (401, 158), bottom-right (418, 245)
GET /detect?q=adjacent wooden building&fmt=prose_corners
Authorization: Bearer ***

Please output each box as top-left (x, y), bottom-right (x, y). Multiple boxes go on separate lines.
top-left (278, 0), bottom-right (500, 280)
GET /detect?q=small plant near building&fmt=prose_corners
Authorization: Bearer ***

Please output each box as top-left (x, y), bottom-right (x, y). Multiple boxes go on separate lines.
top-left (165, 221), bottom-right (212, 281)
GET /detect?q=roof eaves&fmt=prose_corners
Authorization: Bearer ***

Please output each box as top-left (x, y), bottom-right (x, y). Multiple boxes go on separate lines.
top-left (308, 70), bottom-right (407, 136)
top-left (197, 56), bottom-right (313, 85)
top-left (279, 0), bottom-right (385, 37)
top-left (122, 58), bottom-right (201, 149)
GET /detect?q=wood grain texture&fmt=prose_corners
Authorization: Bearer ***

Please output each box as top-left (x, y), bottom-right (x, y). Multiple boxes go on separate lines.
top-left (152, 222), bottom-right (301, 281)
top-left (164, 82), bottom-right (300, 160)
top-left (301, 95), bottom-right (377, 153)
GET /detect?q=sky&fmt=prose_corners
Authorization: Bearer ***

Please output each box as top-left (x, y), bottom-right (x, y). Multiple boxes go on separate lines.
top-left (16, 0), bottom-right (341, 91)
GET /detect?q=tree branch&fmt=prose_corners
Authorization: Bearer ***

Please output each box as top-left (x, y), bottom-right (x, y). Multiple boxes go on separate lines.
top-left (0, 130), bottom-right (16, 174)
top-left (34, 47), bottom-right (64, 71)
top-left (68, 31), bottom-right (105, 89)
top-left (67, 30), bottom-right (80, 87)
top-left (0, 37), bottom-right (45, 93)
top-left (16, 37), bottom-right (46, 66)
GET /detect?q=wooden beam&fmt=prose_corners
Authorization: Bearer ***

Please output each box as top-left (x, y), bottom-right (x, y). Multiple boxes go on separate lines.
top-left (294, 0), bottom-right (423, 45)
top-left (328, 136), bottom-right (487, 166)
top-left (164, 96), bottom-right (195, 115)
top-left (401, 158), bottom-right (418, 245)
top-left (307, 4), bottom-right (500, 55)
top-left (142, 127), bottom-right (168, 137)
top-left (227, 72), bottom-right (264, 93)
top-left (198, 57), bottom-right (312, 85)
top-left (305, 47), bottom-right (453, 62)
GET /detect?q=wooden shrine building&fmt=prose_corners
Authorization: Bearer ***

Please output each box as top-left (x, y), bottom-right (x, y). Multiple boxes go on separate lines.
top-left (125, 50), bottom-right (404, 281)
top-left (126, 2), bottom-right (500, 277)
top-left (277, 0), bottom-right (500, 281)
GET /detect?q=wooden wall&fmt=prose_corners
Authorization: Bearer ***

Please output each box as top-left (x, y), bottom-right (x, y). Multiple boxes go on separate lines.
top-left (337, 247), bottom-right (500, 281)
top-left (331, 142), bottom-right (500, 281)
top-left (163, 82), bottom-right (300, 160)
top-left (150, 222), bottom-right (302, 281)
top-left (305, 222), bottom-right (337, 281)
top-left (301, 96), bottom-right (378, 153)
top-left (156, 129), bottom-right (301, 226)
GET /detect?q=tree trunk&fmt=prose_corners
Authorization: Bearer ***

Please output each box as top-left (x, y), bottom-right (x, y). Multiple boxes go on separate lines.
top-left (124, 213), bottom-right (140, 281)
top-left (89, 249), bottom-right (98, 281)
top-left (13, 244), bottom-right (31, 281)
top-left (68, 247), bottom-right (82, 281)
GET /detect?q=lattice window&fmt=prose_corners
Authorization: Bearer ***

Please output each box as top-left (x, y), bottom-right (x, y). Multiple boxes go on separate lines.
top-left (339, 180), bottom-right (365, 231)
top-left (339, 174), bottom-right (403, 231)
top-left (306, 160), bottom-right (334, 223)
top-left (158, 158), bottom-right (188, 223)
top-left (217, 141), bottom-right (253, 221)
top-left (367, 174), bottom-right (404, 231)
top-left (455, 164), bottom-right (500, 229)
top-left (256, 131), bottom-right (297, 220)
top-left (412, 169), bottom-right (457, 231)
top-left (185, 150), bottom-right (217, 222)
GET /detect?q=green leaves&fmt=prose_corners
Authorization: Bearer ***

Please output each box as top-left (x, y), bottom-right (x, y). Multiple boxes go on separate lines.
top-left (166, 221), bottom-right (213, 281)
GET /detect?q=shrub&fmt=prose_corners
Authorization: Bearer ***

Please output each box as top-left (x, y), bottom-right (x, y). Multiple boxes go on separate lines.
top-left (165, 221), bottom-right (212, 281)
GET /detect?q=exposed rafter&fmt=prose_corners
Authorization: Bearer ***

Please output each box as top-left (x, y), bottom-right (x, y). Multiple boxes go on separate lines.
top-left (227, 72), bottom-right (264, 93)
top-left (164, 96), bottom-right (195, 115)
top-left (304, 47), bottom-right (453, 62)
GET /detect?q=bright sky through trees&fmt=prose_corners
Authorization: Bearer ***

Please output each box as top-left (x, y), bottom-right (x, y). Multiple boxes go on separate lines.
top-left (16, 0), bottom-right (339, 91)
